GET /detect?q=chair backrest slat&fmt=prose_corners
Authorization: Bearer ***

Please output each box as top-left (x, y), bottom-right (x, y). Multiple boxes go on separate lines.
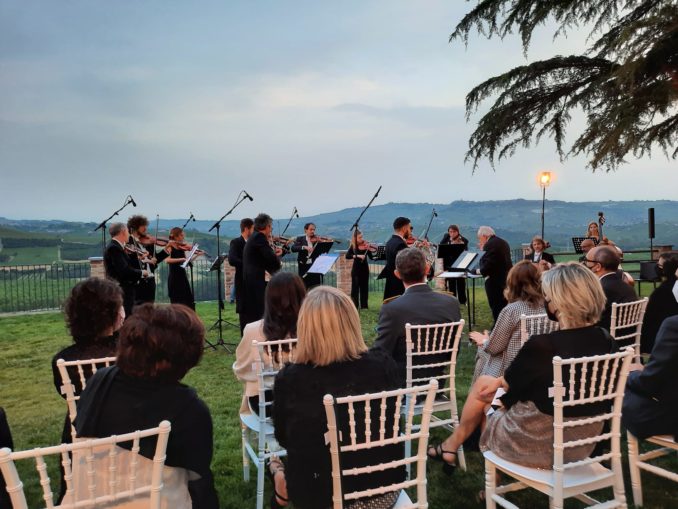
top-left (610, 298), bottom-right (648, 363)
top-left (253, 338), bottom-right (298, 425)
top-left (520, 313), bottom-right (559, 345)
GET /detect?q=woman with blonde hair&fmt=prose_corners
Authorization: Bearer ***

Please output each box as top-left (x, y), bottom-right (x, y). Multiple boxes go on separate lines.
top-left (470, 260), bottom-right (544, 383)
top-left (272, 286), bottom-right (402, 509)
top-left (428, 262), bottom-right (615, 474)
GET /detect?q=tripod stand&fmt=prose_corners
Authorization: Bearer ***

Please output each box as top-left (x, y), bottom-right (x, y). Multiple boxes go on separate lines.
top-left (205, 192), bottom-right (250, 351)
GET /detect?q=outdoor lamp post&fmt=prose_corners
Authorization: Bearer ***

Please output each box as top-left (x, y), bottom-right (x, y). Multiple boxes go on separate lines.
top-left (538, 171), bottom-right (552, 240)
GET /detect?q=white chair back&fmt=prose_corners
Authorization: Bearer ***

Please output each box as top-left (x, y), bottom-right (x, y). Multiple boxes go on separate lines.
top-left (253, 338), bottom-right (298, 418)
top-left (323, 380), bottom-right (438, 509)
top-left (0, 420), bottom-right (171, 509)
top-left (610, 298), bottom-right (648, 362)
top-left (56, 357), bottom-right (117, 441)
top-left (519, 313), bottom-right (559, 345)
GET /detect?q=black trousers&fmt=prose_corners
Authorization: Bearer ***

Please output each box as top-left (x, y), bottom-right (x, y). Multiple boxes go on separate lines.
top-left (446, 277), bottom-right (467, 304)
top-left (351, 269), bottom-right (369, 309)
top-left (298, 263), bottom-right (321, 288)
top-left (485, 276), bottom-right (508, 323)
top-left (121, 284), bottom-right (136, 318)
top-left (135, 278), bottom-right (156, 305)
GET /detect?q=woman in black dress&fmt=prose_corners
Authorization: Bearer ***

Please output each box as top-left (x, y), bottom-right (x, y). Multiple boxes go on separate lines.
top-left (345, 229), bottom-right (374, 309)
top-left (164, 227), bottom-right (201, 310)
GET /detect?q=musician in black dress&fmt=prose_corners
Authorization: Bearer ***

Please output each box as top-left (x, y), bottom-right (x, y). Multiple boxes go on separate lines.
top-left (380, 217), bottom-right (411, 301)
top-left (163, 227), bottom-right (201, 310)
top-left (439, 224), bottom-right (468, 304)
top-left (291, 222), bottom-right (322, 288)
top-left (104, 223), bottom-right (149, 317)
top-left (345, 229), bottom-right (375, 309)
top-left (228, 218), bottom-right (254, 334)
top-left (242, 213), bottom-right (283, 325)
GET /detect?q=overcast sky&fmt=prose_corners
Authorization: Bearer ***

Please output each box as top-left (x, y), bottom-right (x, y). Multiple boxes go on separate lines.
top-left (1, 0), bottom-right (676, 222)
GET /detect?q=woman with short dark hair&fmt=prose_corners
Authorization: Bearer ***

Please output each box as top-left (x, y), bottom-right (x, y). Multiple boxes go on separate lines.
top-left (73, 304), bottom-right (218, 509)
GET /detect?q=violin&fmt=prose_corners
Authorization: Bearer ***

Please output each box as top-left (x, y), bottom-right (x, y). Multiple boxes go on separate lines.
top-left (357, 241), bottom-right (379, 253)
top-left (166, 240), bottom-right (206, 256)
top-left (406, 236), bottom-right (437, 248)
top-left (124, 244), bottom-right (150, 258)
top-left (309, 235), bottom-right (341, 244)
top-left (137, 232), bottom-right (171, 247)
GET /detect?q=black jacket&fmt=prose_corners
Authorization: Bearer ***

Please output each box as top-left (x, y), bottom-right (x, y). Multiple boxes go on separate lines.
top-left (379, 235), bottom-right (407, 299)
top-left (228, 235), bottom-right (246, 313)
top-left (242, 231), bottom-right (281, 322)
top-left (104, 240), bottom-right (142, 286)
top-left (640, 278), bottom-right (678, 353)
top-left (478, 235), bottom-right (512, 280)
top-left (598, 271), bottom-right (638, 331)
top-left (524, 251), bottom-right (556, 265)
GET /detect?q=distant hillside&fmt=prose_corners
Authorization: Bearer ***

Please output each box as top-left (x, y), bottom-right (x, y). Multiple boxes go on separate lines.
top-left (1, 199), bottom-right (676, 264)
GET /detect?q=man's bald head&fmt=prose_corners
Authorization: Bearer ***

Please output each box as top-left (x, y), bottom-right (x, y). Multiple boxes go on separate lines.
top-left (581, 238), bottom-right (595, 253)
top-left (589, 246), bottom-right (621, 273)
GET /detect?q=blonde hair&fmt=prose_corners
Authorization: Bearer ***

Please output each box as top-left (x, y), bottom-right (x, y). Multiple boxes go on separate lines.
top-left (295, 286), bottom-right (367, 366)
top-left (541, 262), bottom-right (605, 329)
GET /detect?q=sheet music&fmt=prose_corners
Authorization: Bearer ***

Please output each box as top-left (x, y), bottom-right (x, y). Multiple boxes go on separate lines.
top-left (181, 244), bottom-right (200, 269)
top-left (307, 254), bottom-right (339, 275)
top-left (456, 252), bottom-right (477, 269)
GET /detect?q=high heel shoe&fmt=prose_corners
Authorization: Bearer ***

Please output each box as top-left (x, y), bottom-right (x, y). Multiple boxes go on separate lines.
top-left (427, 443), bottom-right (458, 475)
top-left (266, 459), bottom-right (289, 509)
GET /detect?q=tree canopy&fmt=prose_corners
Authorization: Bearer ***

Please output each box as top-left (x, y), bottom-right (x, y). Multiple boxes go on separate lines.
top-left (451, 0), bottom-right (678, 171)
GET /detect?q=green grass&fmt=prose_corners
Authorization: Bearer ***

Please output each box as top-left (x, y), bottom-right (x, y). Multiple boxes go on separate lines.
top-left (0, 291), bottom-right (675, 508)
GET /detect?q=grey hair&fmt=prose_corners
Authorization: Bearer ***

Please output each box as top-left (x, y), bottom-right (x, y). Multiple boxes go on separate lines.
top-left (477, 226), bottom-right (495, 237)
top-left (109, 222), bottom-right (127, 237)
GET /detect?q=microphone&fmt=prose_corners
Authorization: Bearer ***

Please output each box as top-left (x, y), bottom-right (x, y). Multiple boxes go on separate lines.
top-left (189, 213), bottom-right (195, 222)
top-left (598, 211), bottom-right (604, 217)
top-left (129, 195), bottom-right (137, 207)
top-left (243, 190), bottom-right (254, 202)
top-left (433, 209), bottom-right (438, 217)
top-left (294, 207), bottom-right (299, 218)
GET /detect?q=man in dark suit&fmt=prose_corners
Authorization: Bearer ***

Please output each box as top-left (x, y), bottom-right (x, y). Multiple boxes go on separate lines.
top-left (476, 226), bottom-right (512, 322)
top-left (291, 222), bottom-right (322, 288)
top-left (380, 216), bottom-right (412, 301)
top-left (242, 213), bottom-right (282, 326)
top-left (372, 247), bottom-right (462, 384)
top-left (228, 217), bottom-right (254, 334)
top-left (104, 222), bottom-right (148, 317)
top-left (439, 224), bottom-right (468, 304)
top-left (126, 214), bottom-right (168, 306)
top-left (584, 246), bottom-right (638, 331)
top-left (623, 314), bottom-right (678, 440)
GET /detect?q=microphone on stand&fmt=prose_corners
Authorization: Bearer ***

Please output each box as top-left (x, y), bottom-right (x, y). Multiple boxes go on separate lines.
top-left (189, 213), bottom-right (196, 222)
top-left (129, 195), bottom-right (137, 207)
top-left (243, 190), bottom-right (254, 201)
top-left (294, 207), bottom-right (299, 218)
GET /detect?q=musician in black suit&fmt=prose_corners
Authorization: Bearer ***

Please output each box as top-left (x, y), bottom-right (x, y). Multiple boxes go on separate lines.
top-left (242, 213), bottom-right (282, 325)
top-left (228, 218), bottom-right (254, 334)
top-left (524, 235), bottom-right (556, 268)
top-left (623, 315), bottom-right (678, 441)
top-left (583, 246), bottom-right (637, 333)
top-left (476, 226), bottom-right (513, 322)
top-left (439, 224), bottom-right (468, 304)
top-left (372, 247), bottom-right (462, 384)
top-left (126, 215), bottom-right (168, 305)
top-left (104, 223), bottom-right (149, 317)
top-left (380, 217), bottom-right (412, 301)
top-left (291, 222), bottom-right (322, 288)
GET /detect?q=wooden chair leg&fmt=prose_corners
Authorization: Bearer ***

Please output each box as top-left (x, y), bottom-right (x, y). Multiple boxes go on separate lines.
top-left (627, 432), bottom-right (643, 508)
top-left (484, 458), bottom-right (496, 509)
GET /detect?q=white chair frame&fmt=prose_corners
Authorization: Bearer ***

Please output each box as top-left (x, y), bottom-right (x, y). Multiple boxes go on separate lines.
top-left (240, 338), bottom-right (297, 509)
top-left (609, 297), bottom-right (648, 363)
top-left (56, 357), bottom-right (117, 442)
top-left (483, 347), bottom-right (634, 509)
top-left (324, 380), bottom-right (439, 509)
top-left (404, 320), bottom-right (466, 472)
top-left (519, 313), bottom-right (559, 346)
top-left (627, 433), bottom-right (678, 507)
top-left (0, 420), bottom-right (171, 509)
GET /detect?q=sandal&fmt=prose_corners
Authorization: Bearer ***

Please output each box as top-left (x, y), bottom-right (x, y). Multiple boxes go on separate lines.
top-left (266, 459), bottom-right (289, 509)
top-left (427, 443), bottom-right (458, 476)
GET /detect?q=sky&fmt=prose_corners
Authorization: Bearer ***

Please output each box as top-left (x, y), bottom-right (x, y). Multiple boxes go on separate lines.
top-left (1, 0), bottom-right (676, 222)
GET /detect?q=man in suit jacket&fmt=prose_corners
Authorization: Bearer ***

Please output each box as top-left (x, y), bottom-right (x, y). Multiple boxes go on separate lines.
top-left (623, 314), bottom-right (678, 440)
top-left (372, 247), bottom-right (462, 385)
top-left (291, 222), bottom-right (322, 288)
top-left (380, 216), bottom-right (412, 301)
top-left (242, 213), bottom-right (282, 326)
top-left (584, 246), bottom-right (638, 332)
top-left (476, 226), bottom-right (512, 322)
top-left (439, 224), bottom-right (469, 304)
top-left (228, 217), bottom-right (254, 334)
top-left (104, 222), bottom-right (148, 317)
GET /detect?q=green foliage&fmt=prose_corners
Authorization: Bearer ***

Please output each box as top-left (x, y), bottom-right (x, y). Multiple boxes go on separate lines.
top-left (451, 0), bottom-right (678, 171)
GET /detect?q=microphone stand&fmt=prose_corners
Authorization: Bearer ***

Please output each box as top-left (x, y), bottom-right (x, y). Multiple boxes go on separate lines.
top-left (281, 207), bottom-right (299, 237)
top-left (94, 196), bottom-right (135, 257)
top-left (350, 185), bottom-right (382, 232)
top-left (422, 208), bottom-right (437, 241)
top-left (183, 213), bottom-right (197, 307)
top-left (206, 193), bottom-right (248, 351)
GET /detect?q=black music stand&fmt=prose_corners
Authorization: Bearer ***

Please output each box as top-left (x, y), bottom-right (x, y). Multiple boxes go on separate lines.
top-left (305, 242), bottom-right (334, 285)
top-left (452, 251), bottom-right (484, 327)
top-left (572, 237), bottom-right (599, 254)
top-left (437, 244), bottom-right (466, 270)
top-left (204, 254), bottom-right (238, 351)
top-left (371, 245), bottom-right (386, 261)
top-left (306, 253), bottom-right (339, 286)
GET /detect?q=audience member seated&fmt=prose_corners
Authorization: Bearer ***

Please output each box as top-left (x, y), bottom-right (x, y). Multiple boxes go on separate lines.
top-left (583, 245), bottom-right (637, 333)
top-left (524, 236), bottom-right (555, 270)
top-left (427, 263), bottom-right (614, 473)
top-left (470, 260), bottom-right (544, 383)
top-left (578, 238), bottom-right (596, 262)
top-left (623, 315), bottom-right (678, 440)
top-left (52, 277), bottom-right (125, 396)
top-left (273, 287), bottom-right (402, 509)
top-left (641, 252), bottom-right (678, 353)
top-left (233, 272), bottom-right (306, 415)
top-left (73, 304), bottom-right (219, 509)
top-left (371, 247), bottom-right (461, 384)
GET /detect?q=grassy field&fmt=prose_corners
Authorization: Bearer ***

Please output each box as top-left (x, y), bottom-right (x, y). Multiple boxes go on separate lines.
top-left (0, 291), bottom-right (675, 508)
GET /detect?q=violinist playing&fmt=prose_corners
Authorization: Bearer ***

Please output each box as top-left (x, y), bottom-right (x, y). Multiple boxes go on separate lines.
top-left (346, 229), bottom-right (376, 309)
top-left (127, 215), bottom-right (168, 305)
top-left (439, 224), bottom-right (468, 304)
top-left (292, 222), bottom-right (323, 288)
top-left (162, 227), bottom-right (204, 310)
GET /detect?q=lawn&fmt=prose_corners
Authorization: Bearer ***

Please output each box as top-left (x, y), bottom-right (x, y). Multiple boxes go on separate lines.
top-left (0, 289), bottom-right (674, 508)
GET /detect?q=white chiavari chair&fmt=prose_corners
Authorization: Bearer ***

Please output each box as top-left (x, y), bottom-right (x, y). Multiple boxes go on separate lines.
top-left (519, 313), bottom-right (559, 346)
top-left (610, 298), bottom-right (648, 363)
top-left (627, 433), bottom-right (678, 507)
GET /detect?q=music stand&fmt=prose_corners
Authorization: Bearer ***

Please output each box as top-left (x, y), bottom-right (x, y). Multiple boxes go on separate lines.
top-left (371, 244), bottom-right (386, 261)
top-left (306, 253), bottom-right (339, 285)
top-left (572, 236), bottom-right (599, 254)
top-left (437, 244), bottom-right (466, 270)
top-left (305, 243), bottom-right (334, 285)
top-left (204, 254), bottom-right (238, 350)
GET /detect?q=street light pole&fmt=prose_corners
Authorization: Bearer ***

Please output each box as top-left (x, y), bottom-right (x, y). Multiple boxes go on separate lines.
top-left (538, 171), bottom-right (552, 240)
